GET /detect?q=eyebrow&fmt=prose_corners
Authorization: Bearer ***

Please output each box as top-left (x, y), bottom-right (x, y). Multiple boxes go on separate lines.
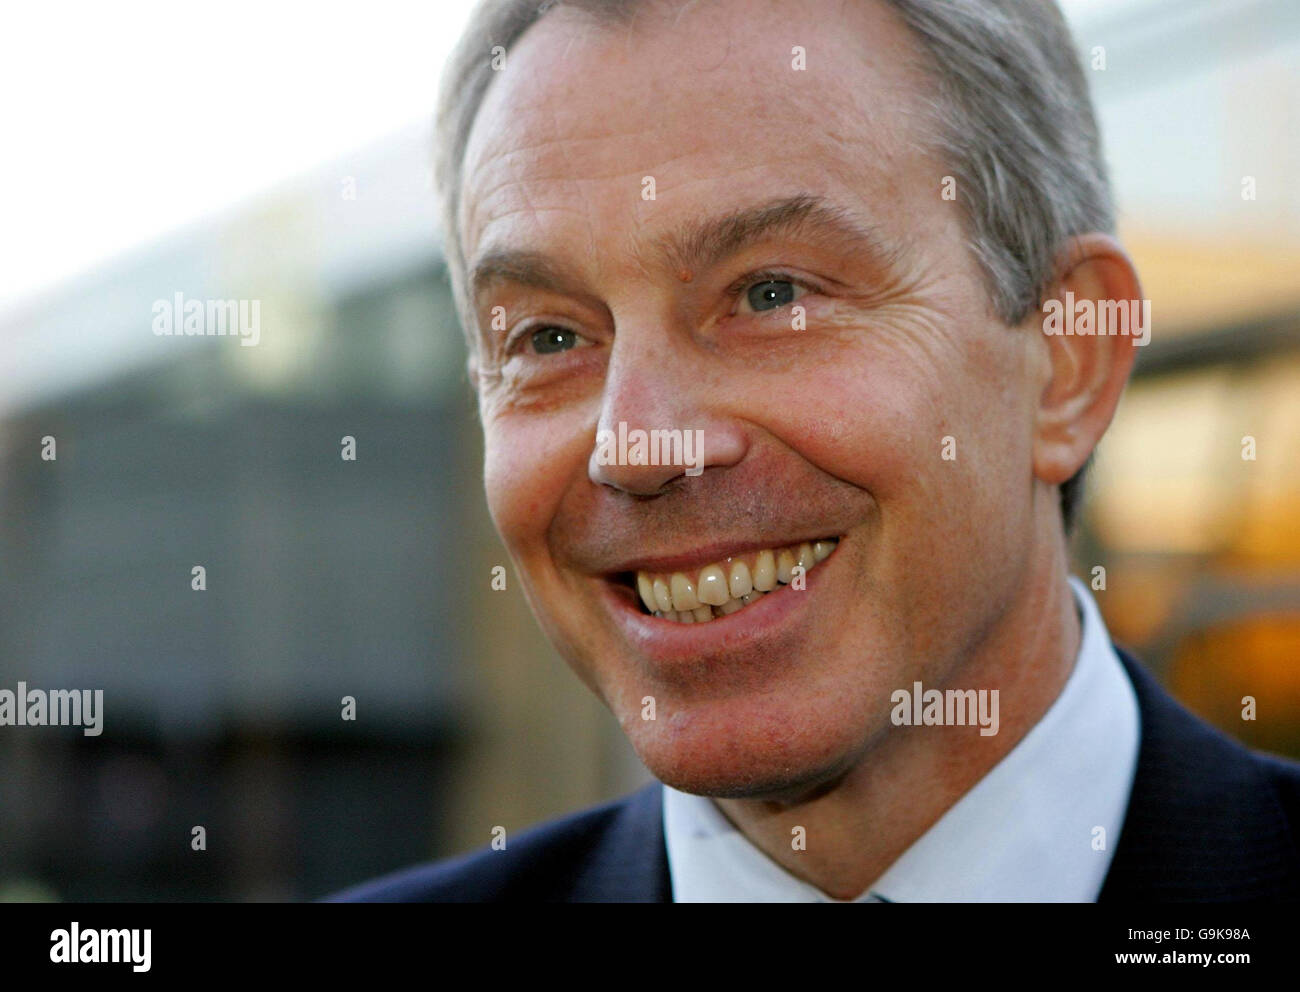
top-left (654, 193), bottom-right (900, 281)
top-left (468, 193), bottom-right (900, 308)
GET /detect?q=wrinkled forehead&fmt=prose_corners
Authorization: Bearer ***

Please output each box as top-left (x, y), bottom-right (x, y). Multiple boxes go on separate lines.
top-left (457, 0), bottom-right (936, 271)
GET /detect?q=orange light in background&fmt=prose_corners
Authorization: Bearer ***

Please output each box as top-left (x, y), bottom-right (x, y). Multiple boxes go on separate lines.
top-left (1168, 615), bottom-right (1300, 754)
top-left (1224, 354), bottom-right (1300, 565)
top-left (1089, 367), bottom-right (1240, 557)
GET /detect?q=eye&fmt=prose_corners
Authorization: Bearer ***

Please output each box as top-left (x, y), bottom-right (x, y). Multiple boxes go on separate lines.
top-left (735, 273), bottom-right (810, 315)
top-left (527, 326), bottom-right (585, 354)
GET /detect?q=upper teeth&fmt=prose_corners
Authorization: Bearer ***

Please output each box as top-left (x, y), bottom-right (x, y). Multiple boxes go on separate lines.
top-left (635, 539), bottom-right (837, 623)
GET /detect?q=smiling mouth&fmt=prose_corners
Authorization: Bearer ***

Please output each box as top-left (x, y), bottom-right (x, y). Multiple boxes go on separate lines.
top-left (617, 538), bottom-right (840, 624)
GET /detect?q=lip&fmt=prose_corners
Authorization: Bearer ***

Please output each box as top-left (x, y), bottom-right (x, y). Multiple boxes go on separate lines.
top-left (601, 536), bottom-right (839, 577)
top-left (599, 536), bottom-right (843, 668)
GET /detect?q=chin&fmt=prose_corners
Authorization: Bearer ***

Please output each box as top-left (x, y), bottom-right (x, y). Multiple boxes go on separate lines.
top-left (621, 695), bottom-right (870, 802)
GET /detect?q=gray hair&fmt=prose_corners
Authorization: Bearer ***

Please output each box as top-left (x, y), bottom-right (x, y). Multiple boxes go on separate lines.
top-left (433, 0), bottom-right (1114, 530)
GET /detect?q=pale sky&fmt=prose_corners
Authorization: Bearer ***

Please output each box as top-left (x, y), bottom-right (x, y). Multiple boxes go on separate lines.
top-left (0, 0), bottom-right (474, 314)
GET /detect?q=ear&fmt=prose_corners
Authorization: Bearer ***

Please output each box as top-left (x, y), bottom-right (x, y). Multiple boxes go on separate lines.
top-left (1033, 233), bottom-right (1145, 489)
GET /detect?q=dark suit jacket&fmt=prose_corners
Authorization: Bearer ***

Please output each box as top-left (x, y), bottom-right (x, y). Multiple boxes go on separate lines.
top-left (327, 649), bottom-right (1300, 902)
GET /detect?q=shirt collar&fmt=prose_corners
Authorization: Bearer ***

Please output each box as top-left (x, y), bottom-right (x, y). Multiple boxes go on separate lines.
top-left (663, 575), bottom-right (1141, 902)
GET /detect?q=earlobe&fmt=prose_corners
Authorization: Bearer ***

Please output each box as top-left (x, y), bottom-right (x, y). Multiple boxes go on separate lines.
top-left (1032, 234), bottom-right (1144, 488)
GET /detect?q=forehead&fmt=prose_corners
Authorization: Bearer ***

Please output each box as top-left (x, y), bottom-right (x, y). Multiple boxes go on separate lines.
top-left (458, 0), bottom-right (933, 281)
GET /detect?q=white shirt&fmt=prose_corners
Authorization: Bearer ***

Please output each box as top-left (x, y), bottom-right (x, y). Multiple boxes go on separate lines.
top-left (663, 575), bottom-right (1141, 902)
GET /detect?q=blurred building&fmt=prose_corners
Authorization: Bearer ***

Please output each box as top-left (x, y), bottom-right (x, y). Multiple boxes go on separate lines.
top-left (0, 123), bottom-right (644, 901)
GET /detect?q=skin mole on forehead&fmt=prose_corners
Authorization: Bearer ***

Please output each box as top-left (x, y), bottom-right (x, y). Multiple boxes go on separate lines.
top-left (678, 268), bottom-right (693, 283)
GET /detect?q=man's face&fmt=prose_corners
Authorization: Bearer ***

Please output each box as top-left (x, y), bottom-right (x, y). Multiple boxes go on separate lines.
top-left (459, 0), bottom-right (1045, 799)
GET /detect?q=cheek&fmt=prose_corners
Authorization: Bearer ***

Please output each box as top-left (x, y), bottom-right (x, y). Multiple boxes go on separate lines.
top-left (761, 340), bottom-right (950, 503)
top-left (482, 412), bottom-right (581, 552)
top-left (761, 317), bottom-right (1033, 542)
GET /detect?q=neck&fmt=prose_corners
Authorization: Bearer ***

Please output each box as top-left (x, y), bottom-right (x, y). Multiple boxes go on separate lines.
top-left (713, 534), bottom-right (1082, 900)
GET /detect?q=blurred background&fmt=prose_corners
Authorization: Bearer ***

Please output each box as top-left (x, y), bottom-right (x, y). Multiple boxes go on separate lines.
top-left (1, 0), bottom-right (1297, 901)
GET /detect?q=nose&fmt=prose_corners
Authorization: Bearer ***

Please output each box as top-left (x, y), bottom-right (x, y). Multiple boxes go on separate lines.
top-left (588, 326), bottom-right (746, 496)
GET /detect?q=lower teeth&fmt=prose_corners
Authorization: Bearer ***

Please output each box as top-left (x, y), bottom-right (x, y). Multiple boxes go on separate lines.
top-left (653, 594), bottom-right (761, 623)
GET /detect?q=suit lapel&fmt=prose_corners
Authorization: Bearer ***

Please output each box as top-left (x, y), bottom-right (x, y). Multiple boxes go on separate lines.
top-left (1099, 648), bottom-right (1298, 901)
top-left (568, 780), bottom-right (672, 902)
